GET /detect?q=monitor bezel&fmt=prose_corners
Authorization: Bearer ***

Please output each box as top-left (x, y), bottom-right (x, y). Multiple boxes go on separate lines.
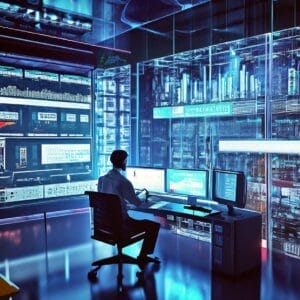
top-left (165, 168), bottom-right (209, 199)
top-left (212, 169), bottom-right (246, 211)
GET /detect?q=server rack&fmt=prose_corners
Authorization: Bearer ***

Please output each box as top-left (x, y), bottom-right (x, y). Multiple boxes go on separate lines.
top-left (137, 33), bottom-right (267, 237)
top-left (135, 27), bottom-right (300, 259)
top-left (94, 65), bottom-right (131, 176)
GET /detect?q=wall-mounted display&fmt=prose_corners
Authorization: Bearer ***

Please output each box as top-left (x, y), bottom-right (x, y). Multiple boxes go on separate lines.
top-left (0, 60), bottom-right (95, 202)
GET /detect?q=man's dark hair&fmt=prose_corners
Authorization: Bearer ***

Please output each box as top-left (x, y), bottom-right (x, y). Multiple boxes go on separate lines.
top-left (110, 150), bottom-right (128, 169)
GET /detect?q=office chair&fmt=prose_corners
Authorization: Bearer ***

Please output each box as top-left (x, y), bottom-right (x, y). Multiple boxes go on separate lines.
top-left (85, 191), bottom-right (159, 285)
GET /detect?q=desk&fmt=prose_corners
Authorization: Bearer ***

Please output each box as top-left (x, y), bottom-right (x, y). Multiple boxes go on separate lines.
top-left (143, 200), bottom-right (262, 276)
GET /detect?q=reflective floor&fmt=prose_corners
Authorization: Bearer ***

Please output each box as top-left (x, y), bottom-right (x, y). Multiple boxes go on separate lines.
top-left (0, 208), bottom-right (300, 300)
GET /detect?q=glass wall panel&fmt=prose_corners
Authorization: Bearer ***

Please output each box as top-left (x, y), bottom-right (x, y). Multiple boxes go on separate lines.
top-left (137, 33), bottom-right (268, 239)
top-left (271, 27), bottom-right (300, 259)
top-left (210, 35), bottom-right (267, 238)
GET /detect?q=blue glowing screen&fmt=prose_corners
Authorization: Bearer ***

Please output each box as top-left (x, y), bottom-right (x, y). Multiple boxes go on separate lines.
top-left (166, 169), bottom-right (207, 198)
top-left (44, 0), bottom-right (92, 16)
top-left (215, 172), bottom-right (237, 202)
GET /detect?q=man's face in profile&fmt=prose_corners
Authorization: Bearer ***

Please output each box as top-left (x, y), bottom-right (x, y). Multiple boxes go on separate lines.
top-left (121, 158), bottom-right (127, 171)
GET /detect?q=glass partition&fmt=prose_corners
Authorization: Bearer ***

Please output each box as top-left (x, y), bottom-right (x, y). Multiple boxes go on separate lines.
top-left (270, 27), bottom-right (300, 259)
top-left (137, 32), bottom-right (268, 238)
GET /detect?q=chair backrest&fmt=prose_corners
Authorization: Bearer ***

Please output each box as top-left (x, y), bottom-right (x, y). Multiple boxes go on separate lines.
top-left (85, 191), bottom-right (124, 244)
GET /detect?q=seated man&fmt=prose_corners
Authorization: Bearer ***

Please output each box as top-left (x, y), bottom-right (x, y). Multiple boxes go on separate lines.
top-left (97, 149), bottom-right (160, 264)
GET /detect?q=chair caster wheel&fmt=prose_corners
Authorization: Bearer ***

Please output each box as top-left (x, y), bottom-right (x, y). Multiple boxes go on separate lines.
top-left (88, 271), bottom-right (98, 282)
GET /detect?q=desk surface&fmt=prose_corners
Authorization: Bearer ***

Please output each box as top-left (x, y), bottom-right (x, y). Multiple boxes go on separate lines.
top-left (142, 199), bottom-right (261, 223)
top-left (149, 201), bottom-right (220, 218)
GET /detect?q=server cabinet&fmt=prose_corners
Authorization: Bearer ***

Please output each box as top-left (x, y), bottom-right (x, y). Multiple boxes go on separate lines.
top-left (94, 65), bottom-right (131, 176)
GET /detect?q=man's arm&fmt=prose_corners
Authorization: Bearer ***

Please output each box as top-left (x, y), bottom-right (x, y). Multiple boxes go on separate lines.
top-left (122, 180), bottom-right (145, 207)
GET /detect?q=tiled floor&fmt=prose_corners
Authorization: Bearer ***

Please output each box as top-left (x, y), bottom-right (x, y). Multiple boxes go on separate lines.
top-left (0, 208), bottom-right (300, 300)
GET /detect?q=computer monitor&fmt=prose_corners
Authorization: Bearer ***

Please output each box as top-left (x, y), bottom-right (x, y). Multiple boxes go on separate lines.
top-left (166, 168), bottom-right (208, 198)
top-left (212, 169), bottom-right (246, 215)
top-left (125, 167), bottom-right (165, 193)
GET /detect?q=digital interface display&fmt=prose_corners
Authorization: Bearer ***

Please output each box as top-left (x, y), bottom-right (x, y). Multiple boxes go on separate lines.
top-left (0, 111), bottom-right (19, 121)
top-left (41, 143), bottom-right (90, 164)
top-left (44, 0), bottom-right (92, 16)
top-left (166, 169), bottom-right (207, 198)
top-left (126, 167), bottom-right (165, 193)
top-left (214, 171), bottom-right (237, 202)
top-left (37, 112), bottom-right (57, 122)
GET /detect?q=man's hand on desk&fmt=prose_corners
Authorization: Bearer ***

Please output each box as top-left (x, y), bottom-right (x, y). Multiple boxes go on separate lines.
top-left (137, 188), bottom-right (149, 202)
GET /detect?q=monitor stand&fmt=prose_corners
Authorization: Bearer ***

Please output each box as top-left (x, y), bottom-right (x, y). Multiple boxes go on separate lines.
top-left (227, 204), bottom-right (235, 216)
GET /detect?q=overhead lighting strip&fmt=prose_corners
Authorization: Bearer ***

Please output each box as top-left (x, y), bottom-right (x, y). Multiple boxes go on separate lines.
top-left (219, 140), bottom-right (300, 154)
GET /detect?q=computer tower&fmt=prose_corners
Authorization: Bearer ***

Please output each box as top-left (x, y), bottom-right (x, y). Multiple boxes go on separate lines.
top-left (211, 209), bottom-right (262, 276)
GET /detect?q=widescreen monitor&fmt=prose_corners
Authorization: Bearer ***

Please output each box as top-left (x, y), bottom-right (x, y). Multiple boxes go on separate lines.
top-left (212, 169), bottom-right (246, 214)
top-left (126, 167), bottom-right (165, 193)
top-left (166, 168), bottom-right (208, 198)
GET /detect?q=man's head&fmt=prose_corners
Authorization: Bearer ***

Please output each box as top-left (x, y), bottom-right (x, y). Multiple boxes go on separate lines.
top-left (110, 150), bottom-right (128, 171)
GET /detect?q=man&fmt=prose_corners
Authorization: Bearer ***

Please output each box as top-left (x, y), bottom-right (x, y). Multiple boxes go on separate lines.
top-left (98, 149), bottom-right (160, 264)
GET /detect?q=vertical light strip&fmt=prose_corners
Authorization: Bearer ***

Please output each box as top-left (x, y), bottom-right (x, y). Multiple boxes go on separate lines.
top-left (65, 251), bottom-right (70, 281)
top-left (4, 259), bottom-right (10, 280)
top-left (266, 32), bottom-right (273, 255)
top-left (136, 63), bottom-right (140, 165)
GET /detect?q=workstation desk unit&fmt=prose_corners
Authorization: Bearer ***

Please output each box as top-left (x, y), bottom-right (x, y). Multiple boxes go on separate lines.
top-left (143, 201), bottom-right (262, 277)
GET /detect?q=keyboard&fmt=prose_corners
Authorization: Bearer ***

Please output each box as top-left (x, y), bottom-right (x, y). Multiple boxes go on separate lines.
top-left (149, 201), bottom-right (169, 209)
top-left (184, 205), bottom-right (212, 213)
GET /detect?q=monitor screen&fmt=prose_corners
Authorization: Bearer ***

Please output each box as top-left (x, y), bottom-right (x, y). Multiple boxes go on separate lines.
top-left (213, 169), bottom-right (246, 212)
top-left (166, 169), bottom-right (208, 198)
top-left (126, 167), bottom-right (165, 193)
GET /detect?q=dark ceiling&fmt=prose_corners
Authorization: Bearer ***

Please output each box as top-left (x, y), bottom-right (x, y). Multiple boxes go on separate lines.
top-left (0, 0), bottom-right (208, 70)
top-left (0, 0), bottom-right (298, 73)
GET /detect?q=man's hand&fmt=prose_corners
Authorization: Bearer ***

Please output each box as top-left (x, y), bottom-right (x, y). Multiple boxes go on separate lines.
top-left (137, 188), bottom-right (148, 202)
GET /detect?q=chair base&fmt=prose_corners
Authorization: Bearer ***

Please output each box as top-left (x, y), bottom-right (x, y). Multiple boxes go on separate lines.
top-left (92, 253), bottom-right (139, 267)
top-left (88, 253), bottom-right (140, 282)
top-left (88, 253), bottom-right (160, 282)
top-left (137, 255), bottom-right (160, 265)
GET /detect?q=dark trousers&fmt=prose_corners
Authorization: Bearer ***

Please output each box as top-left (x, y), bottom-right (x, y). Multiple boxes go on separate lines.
top-left (125, 217), bottom-right (160, 257)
